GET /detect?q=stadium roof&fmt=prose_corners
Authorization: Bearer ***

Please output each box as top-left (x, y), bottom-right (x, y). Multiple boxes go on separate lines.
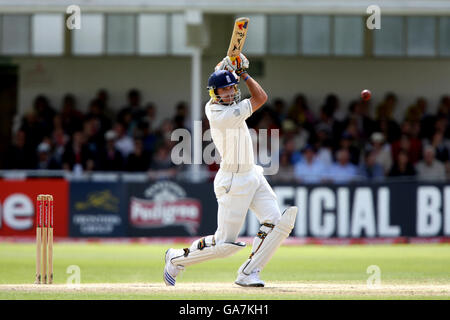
top-left (0, 0), bottom-right (450, 15)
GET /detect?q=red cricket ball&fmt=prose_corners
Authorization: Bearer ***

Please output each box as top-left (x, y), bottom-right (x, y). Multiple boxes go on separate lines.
top-left (361, 89), bottom-right (371, 101)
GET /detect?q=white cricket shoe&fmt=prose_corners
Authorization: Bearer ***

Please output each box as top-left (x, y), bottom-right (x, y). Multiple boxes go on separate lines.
top-left (163, 248), bottom-right (184, 286)
top-left (235, 269), bottom-right (265, 287)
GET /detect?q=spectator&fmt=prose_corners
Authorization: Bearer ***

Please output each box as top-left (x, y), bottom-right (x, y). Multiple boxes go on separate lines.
top-left (148, 144), bottom-right (177, 180)
top-left (428, 131), bottom-right (450, 163)
top-left (126, 138), bottom-right (151, 172)
top-left (321, 94), bottom-right (340, 121)
top-left (415, 146), bottom-right (446, 182)
top-left (287, 94), bottom-right (315, 132)
top-left (96, 89), bottom-right (116, 122)
top-left (36, 141), bottom-right (60, 169)
top-left (270, 151), bottom-right (294, 183)
top-left (138, 120), bottom-right (157, 154)
top-left (375, 93), bottom-right (402, 143)
top-left (117, 89), bottom-right (145, 132)
top-left (388, 150), bottom-right (416, 178)
top-left (281, 119), bottom-right (309, 153)
top-left (359, 150), bottom-right (384, 181)
top-left (391, 121), bottom-right (423, 165)
top-left (272, 98), bottom-right (286, 127)
top-left (96, 130), bottom-right (124, 171)
top-left (155, 119), bottom-right (175, 148)
top-left (342, 99), bottom-right (376, 142)
top-left (61, 131), bottom-right (95, 173)
top-left (82, 117), bottom-right (102, 159)
top-left (324, 149), bottom-right (359, 183)
top-left (85, 98), bottom-right (112, 138)
top-left (294, 145), bottom-right (325, 184)
top-left (315, 138), bottom-right (334, 168)
top-left (376, 92), bottom-right (398, 122)
top-left (142, 102), bottom-right (158, 129)
top-left (281, 136), bottom-right (302, 165)
top-left (368, 132), bottom-right (392, 174)
top-left (338, 132), bottom-right (360, 165)
top-left (113, 122), bottom-right (135, 159)
top-left (60, 94), bottom-right (83, 135)
top-left (51, 127), bottom-right (68, 168)
top-left (173, 102), bottom-right (191, 130)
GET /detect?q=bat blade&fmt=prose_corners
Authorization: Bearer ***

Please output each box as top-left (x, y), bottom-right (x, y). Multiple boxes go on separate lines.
top-left (227, 17), bottom-right (250, 58)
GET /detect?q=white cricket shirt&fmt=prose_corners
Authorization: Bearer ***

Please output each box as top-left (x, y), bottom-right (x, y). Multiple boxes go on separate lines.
top-left (205, 98), bottom-right (254, 173)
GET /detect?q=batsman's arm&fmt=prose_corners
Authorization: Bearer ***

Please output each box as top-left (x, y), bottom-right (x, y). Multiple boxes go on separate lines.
top-left (241, 72), bottom-right (268, 113)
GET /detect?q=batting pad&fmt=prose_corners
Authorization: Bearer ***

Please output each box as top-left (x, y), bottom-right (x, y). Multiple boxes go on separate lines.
top-left (171, 241), bottom-right (246, 267)
top-left (238, 206), bottom-right (298, 275)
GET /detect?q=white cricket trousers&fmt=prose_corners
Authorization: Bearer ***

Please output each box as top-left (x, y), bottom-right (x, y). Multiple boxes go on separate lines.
top-left (213, 165), bottom-right (281, 244)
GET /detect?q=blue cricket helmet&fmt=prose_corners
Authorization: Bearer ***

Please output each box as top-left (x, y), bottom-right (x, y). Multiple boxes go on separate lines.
top-left (207, 70), bottom-right (238, 90)
top-left (207, 70), bottom-right (241, 104)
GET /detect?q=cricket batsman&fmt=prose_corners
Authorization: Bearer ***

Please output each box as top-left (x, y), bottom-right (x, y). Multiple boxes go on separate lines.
top-left (164, 54), bottom-right (298, 287)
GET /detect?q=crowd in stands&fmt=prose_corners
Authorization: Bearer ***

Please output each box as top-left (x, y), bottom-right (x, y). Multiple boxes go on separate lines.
top-left (4, 88), bottom-right (450, 183)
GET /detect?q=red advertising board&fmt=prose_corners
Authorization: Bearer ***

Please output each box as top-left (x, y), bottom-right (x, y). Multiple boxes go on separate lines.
top-left (0, 179), bottom-right (69, 237)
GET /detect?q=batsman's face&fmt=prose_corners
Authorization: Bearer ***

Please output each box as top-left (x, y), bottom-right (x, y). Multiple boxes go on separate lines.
top-left (217, 85), bottom-right (236, 104)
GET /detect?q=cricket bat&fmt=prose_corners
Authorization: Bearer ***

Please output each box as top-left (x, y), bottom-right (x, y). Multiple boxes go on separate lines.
top-left (227, 17), bottom-right (250, 61)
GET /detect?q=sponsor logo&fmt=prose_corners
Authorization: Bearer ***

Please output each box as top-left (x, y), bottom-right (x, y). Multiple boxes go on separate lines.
top-left (130, 181), bottom-right (202, 235)
top-left (75, 190), bottom-right (119, 212)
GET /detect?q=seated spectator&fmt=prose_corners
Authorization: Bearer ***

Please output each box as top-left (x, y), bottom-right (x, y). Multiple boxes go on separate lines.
top-left (155, 119), bottom-right (175, 147)
top-left (338, 132), bottom-right (360, 165)
top-left (85, 98), bottom-right (112, 138)
top-left (113, 122), bottom-right (135, 159)
top-left (315, 138), bottom-right (334, 168)
top-left (415, 146), bottom-right (446, 182)
top-left (343, 99), bottom-right (376, 142)
top-left (96, 130), bottom-right (124, 171)
top-left (95, 89), bottom-right (116, 122)
top-left (376, 92), bottom-right (398, 122)
top-left (359, 150), bottom-right (384, 181)
top-left (60, 94), bottom-right (84, 135)
top-left (51, 127), bottom-right (69, 167)
top-left (117, 89), bottom-right (145, 124)
top-left (321, 93), bottom-right (340, 121)
top-left (391, 122), bottom-right (422, 165)
top-left (142, 102), bottom-right (158, 129)
top-left (428, 131), bottom-right (449, 163)
top-left (324, 149), bottom-right (359, 183)
top-left (375, 93), bottom-right (401, 143)
top-left (272, 98), bottom-right (286, 127)
top-left (270, 151), bottom-right (294, 183)
top-left (294, 145), bottom-right (325, 184)
top-left (138, 120), bottom-right (157, 154)
top-left (369, 132), bottom-right (392, 174)
top-left (148, 144), bottom-right (178, 180)
top-left (280, 136), bottom-right (302, 165)
top-left (36, 141), bottom-right (60, 169)
top-left (388, 150), bottom-right (416, 178)
top-left (173, 102), bottom-right (191, 130)
top-left (61, 131), bottom-right (95, 173)
top-left (287, 94), bottom-right (315, 132)
top-left (126, 138), bottom-right (151, 172)
top-left (281, 119), bottom-right (309, 153)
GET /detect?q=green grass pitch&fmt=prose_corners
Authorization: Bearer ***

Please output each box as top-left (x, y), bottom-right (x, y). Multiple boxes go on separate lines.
top-left (0, 242), bottom-right (449, 299)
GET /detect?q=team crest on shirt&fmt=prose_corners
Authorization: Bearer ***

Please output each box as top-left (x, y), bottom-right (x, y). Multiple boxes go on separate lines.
top-left (129, 181), bottom-right (201, 235)
top-left (233, 108), bottom-right (241, 116)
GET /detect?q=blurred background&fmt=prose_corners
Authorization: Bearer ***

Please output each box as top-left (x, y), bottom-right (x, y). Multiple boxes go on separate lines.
top-left (0, 0), bottom-right (449, 241)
